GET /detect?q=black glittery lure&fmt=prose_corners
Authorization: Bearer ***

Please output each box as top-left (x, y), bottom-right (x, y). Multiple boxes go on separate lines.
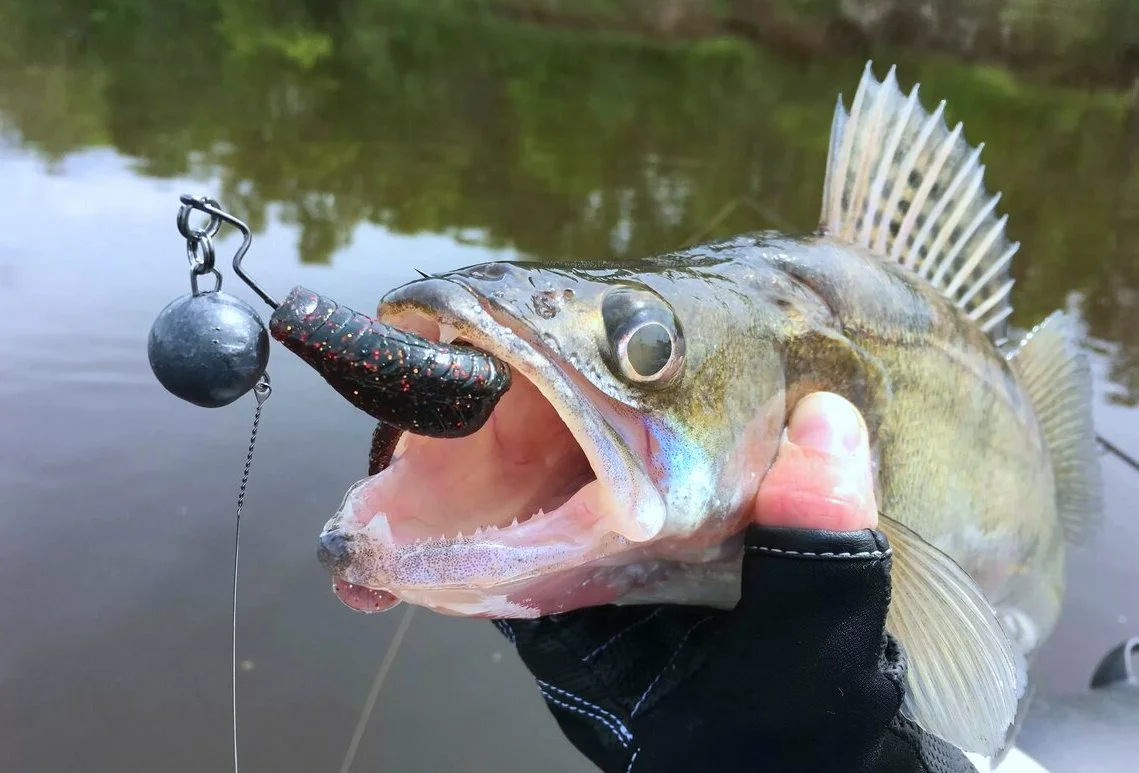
top-left (269, 286), bottom-right (512, 439)
top-left (368, 422), bottom-right (403, 476)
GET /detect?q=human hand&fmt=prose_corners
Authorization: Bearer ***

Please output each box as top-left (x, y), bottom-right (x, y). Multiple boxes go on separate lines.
top-left (494, 392), bottom-right (975, 773)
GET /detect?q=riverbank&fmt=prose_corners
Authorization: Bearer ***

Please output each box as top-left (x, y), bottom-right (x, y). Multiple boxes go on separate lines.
top-left (474, 0), bottom-right (1139, 88)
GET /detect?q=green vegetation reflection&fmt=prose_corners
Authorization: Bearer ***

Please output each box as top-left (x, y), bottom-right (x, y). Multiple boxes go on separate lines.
top-left (1, 0), bottom-right (1137, 402)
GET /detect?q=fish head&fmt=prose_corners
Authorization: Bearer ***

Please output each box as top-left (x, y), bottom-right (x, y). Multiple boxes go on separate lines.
top-left (318, 254), bottom-right (795, 618)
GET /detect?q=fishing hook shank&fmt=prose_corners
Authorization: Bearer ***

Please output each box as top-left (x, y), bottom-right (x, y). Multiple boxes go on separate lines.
top-left (179, 194), bottom-right (279, 310)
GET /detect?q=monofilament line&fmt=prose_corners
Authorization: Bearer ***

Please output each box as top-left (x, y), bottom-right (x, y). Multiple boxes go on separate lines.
top-left (338, 605), bottom-right (416, 773)
top-left (1098, 432), bottom-right (1139, 474)
top-left (231, 374), bottom-right (271, 773)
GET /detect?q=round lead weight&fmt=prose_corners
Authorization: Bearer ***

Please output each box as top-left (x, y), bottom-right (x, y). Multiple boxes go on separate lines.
top-left (148, 290), bottom-right (270, 408)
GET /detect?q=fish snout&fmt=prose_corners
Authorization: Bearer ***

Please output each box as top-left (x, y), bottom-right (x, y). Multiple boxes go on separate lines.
top-left (445, 261), bottom-right (539, 301)
top-left (450, 262), bottom-right (514, 283)
top-left (317, 529), bottom-right (353, 575)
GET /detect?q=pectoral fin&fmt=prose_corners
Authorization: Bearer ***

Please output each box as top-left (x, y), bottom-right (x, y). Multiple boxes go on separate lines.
top-left (878, 514), bottom-right (1027, 758)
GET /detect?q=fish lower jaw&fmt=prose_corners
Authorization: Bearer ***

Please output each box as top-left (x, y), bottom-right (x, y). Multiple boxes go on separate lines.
top-left (318, 477), bottom-right (635, 611)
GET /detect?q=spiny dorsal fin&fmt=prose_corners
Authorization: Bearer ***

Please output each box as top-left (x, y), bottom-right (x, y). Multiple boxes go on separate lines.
top-left (821, 62), bottom-right (1019, 345)
top-left (1008, 311), bottom-right (1104, 544)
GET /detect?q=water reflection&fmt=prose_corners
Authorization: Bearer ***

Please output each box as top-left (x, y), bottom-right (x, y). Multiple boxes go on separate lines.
top-left (1, 3), bottom-right (1138, 771)
top-left (2, 3), bottom-right (1138, 399)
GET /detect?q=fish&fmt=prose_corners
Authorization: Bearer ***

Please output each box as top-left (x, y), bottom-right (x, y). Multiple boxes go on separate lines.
top-left (307, 63), bottom-right (1104, 758)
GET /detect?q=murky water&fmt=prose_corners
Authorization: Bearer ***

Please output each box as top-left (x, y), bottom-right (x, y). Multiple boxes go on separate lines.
top-left (1, 5), bottom-right (1137, 772)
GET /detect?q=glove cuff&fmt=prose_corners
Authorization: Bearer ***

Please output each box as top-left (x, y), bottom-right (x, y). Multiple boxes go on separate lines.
top-left (742, 523), bottom-right (891, 559)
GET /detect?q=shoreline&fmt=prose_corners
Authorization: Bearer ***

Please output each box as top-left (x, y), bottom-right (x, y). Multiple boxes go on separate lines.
top-left (470, 0), bottom-right (1139, 90)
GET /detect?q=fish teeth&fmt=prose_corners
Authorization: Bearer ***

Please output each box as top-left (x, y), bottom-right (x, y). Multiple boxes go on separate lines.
top-left (438, 324), bottom-right (460, 344)
top-left (364, 514), bottom-right (393, 542)
top-left (510, 517), bottom-right (519, 527)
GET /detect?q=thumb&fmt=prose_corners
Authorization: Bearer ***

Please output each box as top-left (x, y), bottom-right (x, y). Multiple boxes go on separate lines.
top-left (752, 392), bottom-right (879, 531)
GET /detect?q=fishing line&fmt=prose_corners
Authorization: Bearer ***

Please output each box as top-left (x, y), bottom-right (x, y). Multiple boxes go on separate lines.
top-left (679, 195), bottom-right (793, 248)
top-left (1098, 433), bottom-right (1139, 474)
top-left (230, 375), bottom-right (271, 773)
top-left (338, 606), bottom-right (417, 773)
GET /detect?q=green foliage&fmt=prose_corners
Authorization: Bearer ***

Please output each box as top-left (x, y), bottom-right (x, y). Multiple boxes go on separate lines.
top-left (216, 0), bottom-right (334, 69)
top-left (0, 0), bottom-right (1137, 400)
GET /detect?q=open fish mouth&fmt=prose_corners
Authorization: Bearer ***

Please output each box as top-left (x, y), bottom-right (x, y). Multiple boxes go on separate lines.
top-left (316, 274), bottom-right (666, 617)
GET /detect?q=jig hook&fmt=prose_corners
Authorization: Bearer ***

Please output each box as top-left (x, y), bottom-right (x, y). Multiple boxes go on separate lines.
top-left (178, 194), bottom-right (279, 310)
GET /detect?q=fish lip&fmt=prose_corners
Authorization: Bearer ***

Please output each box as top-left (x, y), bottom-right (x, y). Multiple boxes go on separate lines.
top-left (317, 273), bottom-right (666, 595)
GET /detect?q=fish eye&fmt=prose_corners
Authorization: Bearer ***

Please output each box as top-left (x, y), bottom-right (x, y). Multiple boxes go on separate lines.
top-left (601, 288), bottom-right (685, 388)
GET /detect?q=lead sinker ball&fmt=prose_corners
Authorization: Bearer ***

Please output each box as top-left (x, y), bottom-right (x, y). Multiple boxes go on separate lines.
top-left (148, 290), bottom-right (270, 408)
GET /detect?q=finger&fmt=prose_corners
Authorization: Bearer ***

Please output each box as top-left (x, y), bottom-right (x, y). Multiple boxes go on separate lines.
top-left (752, 392), bottom-right (878, 531)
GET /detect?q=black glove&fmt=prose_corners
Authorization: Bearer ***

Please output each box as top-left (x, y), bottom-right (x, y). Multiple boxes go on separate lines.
top-left (493, 524), bottom-right (977, 773)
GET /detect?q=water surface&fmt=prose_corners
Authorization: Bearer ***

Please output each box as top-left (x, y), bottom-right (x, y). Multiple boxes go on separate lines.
top-left (1, 6), bottom-right (1137, 772)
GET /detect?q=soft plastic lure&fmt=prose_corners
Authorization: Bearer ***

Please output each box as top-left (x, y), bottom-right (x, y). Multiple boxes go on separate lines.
top-left (269, 285), bottom-right (511, 438)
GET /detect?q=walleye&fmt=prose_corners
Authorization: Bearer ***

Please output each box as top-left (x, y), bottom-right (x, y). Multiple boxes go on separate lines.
top-left (310, 63), bottom-right (1103, 758)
